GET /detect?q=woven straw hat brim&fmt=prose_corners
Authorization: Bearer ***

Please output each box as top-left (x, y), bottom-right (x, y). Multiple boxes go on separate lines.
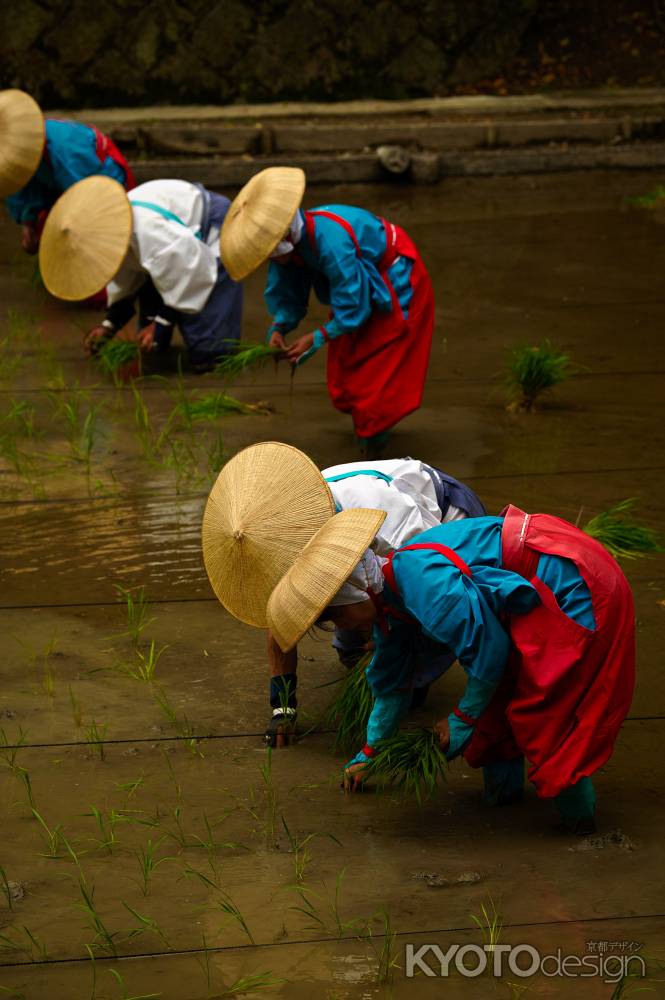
top-left (0, 90), bottom-right (45, 198)
top-left (267, 507), bottom-right (387, 652)
top-left (39, 176), bottom-right (132, 301)
top-left (220, 167), bottom-right (305, 281)
top-left (202, 441), bottom-right (335, 627)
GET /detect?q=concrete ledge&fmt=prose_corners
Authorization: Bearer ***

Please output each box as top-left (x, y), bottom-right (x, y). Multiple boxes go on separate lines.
top-left (133, 142), bottom-right (665, 187)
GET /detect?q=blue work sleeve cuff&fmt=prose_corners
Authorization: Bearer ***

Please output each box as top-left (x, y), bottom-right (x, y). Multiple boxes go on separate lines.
top-left (344, 748), bottom-right (374, 769)
top-left (446, 713), bottom-right (474, 761)
top-left (270, 672), bottom-right (297, 710)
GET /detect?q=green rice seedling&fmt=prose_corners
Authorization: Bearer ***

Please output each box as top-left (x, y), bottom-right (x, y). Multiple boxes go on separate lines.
top-left (212, 891), bottom-right (255, 945)
top-left (131, 383), bottom-right (158, 461)
top-left (583, 498), bottom-right (662, 561)
top-left (177, 392), bottom-right (272, 423)
top-left (214, 341), bottom-right (281, 380)
top-left (115, 777), bottom-right (145, 801)
top-left (85, 805), bottom-right (127, 853)
top-left (281, 816), bottom-right (340, 883)
top-left (206, 431), bottom-right (225, 478)
top-left (223, 972), bottom-right (285, 995)
top-left (31, 808), bottom-right (65, 858)
top-left (504, 340), bottom-right (571, 412)
top-left (0, 725), bottom-right (27, 770)
top-left (1, 400), bottom-right (37, 439)
top-left (152, 686), bottom-right (198, 747)
top-left (84, 720), bottom-right (108, 760)
top-left (470, 895), bottom-right (503, 952)
top-left (0, 865), bottom-right (13, 910)
top-left (629, 184), bottom-right (665, 209)
top-left (105, 968), bottom-right (160, 1000)
top-left (259, 748), bottom-right (278, 847)
top-left (0, 925), bottom-right (48, 962)
top-left (325, 653), bottom-right (373, 751)
top-left (69, 686), bottom-right (83, 728)
top-left (115, 585), bottom-right (154, 647)
top-left (368, 727), bottom-right (447, 804)
top-left (114, 640), bottom-right (168, 684)
top-left (121, 902), bottom-right (171, 950)
top-left (289, 869), bottom-right (365, 938)
top-left (16, 766), bottom-right (36, 810)
top-left (95, 339), bottom-right (141, 383)
top-left (60, 393), bottom-right (103, 470)
top-left (76, 879), bottom-right (122, 957)
top-left (132, 837), bottom-right (175, 895)
top-left (367, 907), bottom-right (399, 983)
top-left (0, 985), bottom-right (26, 999)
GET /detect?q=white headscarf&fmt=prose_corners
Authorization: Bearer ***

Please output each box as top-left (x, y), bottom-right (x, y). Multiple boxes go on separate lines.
top-left (329, 548), bottom-right (386, 606)
top-left (269, 211), bottom-right (304, 258)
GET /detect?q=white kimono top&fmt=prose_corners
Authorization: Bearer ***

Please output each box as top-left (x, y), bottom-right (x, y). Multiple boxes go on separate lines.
top-left (322, 458), bottom-right (465, 557)
top-left (107, 179), bottom-right (220, 316)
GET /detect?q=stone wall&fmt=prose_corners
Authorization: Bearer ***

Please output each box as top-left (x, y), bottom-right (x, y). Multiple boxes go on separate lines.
top-left (1, 0), bottom-right (538, 107)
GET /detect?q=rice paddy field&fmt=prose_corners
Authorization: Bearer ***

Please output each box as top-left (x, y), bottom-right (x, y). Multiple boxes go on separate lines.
top-left (1, 170), bottom-right (664, 999)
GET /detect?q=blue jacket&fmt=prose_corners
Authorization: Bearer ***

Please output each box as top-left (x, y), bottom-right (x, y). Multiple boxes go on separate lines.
top-left (264, 206), bottom-right (414, 355)
top-left (5, 119), bottom-right (128, 225)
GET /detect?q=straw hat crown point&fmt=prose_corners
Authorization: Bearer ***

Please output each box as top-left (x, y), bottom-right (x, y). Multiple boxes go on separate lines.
top-left (201, 441), bottom-right (335, 628)
top-left (38, 176), bottom-right (132, 302)
top-left (220, 166), bottom-right (306, 281)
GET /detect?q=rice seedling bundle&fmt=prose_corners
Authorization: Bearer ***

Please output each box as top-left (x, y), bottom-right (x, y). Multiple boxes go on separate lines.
top-left (505, 340), bottom-right (571, 411)
top-left (95, 338), bottom-right (140, 377)
top-left (583, 498), bottom-right (661, 560)
top-left (369, 727), bottom-right (447, 804)
top-left (629, 185), bottom-right (665, 209)
top-left (325, 653), bottom-right (374, 751)
top-left (214, 342), bottom-right (281, 380)
top-left (177, 392), bottom-right (272, 422)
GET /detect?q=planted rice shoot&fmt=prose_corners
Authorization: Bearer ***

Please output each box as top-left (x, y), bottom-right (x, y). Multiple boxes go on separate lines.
top-left (105, 968), bottom-right (160, 1000)
top-left (31, 808), bottom-right (65, 858)
top-left (325, 653), bottom-right (373, 751)
top-left (177, 392), bottom-right (272, 422)
top-left (470, 894), bottom-right (503, 952)
top-left (214, 341), bottom-right (281, 380)
top-left (583, 498), bottom-right (661, 560)
top-left (95, 338), bottom-right (140, 380)
top-left (368, 727), bottom-right (447, 804)
top-left (132, 837), bottom-right (175, 895)
top-left (505, 340), bottom-right (571, 412)
top-left (84, 720), bottom-right (108, 760)
top-left (223, 972), bottom-right (285, 995)
top-left (115, 585), bottom-right (154, 646)
top-left (629, 184), bottom-right (665, 209)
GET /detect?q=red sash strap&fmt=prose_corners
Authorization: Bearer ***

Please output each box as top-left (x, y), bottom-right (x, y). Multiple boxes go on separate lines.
top-left (361, 744), bottom-right (377, 758)
top-left (453, 706), bottom-right (478, 727)
top-left (92, 125), bottom-right (136, 191)
top-left (381, 541), bottom-right (473, 622)
top-left (305, 209), bottom-right (361, 257)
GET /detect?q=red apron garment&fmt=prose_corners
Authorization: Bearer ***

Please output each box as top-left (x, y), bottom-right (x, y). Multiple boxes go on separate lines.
top-left (304, 210), bottom-right (434, 438)
top-left (465, 505), bottom-right (636, 799)
top-left (93, 126), bottom-right (136, 191)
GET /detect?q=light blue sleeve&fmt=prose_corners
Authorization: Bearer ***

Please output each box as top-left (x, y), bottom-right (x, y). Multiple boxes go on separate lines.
top-left (5, 178), bottom-right (51, 224)
top-left (264, 260), bottom-right (312, 339)
top-left (46, 122), bottom-right (101, 190)
top-left (445, 675), bottom-right (499, 761)
top-left (395, 553), bottom-right (510, 687)
top-left (314, 220), bottom-right (375, 335)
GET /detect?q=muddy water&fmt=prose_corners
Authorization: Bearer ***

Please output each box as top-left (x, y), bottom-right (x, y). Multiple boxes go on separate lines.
top-left (1, 170), bottom-right (665, 999)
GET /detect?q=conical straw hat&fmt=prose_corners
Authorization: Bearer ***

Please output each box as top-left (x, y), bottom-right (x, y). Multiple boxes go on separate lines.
top-left (39, 176), bottom-right (132, 301)
top-left (0, 89), bottom-right (45, 198)
top-left (220, 166), bottom-right (305, 281)
top-left (267, 507), bottom-right (387, 652)
top-left (202, 441), bottom-right (336, 627)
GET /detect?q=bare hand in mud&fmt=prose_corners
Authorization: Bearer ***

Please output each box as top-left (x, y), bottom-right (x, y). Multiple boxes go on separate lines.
top-left (138, 322), bottom-right (156, 352)
top-left (21, 224), bottom-right (39, 255)
top-left (434, 718), bottom-right (450, 752)
top-left (343, 761), bottom-right (370, 793)
top-left (84, 326), bottom-right (113, 356)
top-left (268, 331), bottom-right (287, 352)
top-left (286, 332), bottom-right (315, 363)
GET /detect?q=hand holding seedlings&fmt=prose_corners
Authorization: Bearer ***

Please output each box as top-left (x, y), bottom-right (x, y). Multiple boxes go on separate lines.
top-left (138, 322), bottom-right (156, 352)
top-left (434, 717), bottom-right (450, 752)
top-left (83, 326), bottom-right (114, 357)
top-left (342, 759), bottom-right (370, 793)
